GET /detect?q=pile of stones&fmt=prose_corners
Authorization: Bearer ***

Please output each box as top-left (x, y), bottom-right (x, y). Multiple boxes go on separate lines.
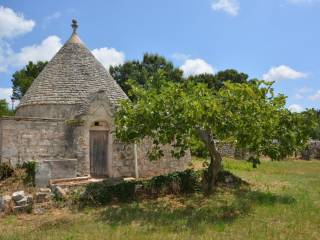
top-left (0, 191), bottom-right (33, 214)
top-left (0, 188), bottom-right (53, 214)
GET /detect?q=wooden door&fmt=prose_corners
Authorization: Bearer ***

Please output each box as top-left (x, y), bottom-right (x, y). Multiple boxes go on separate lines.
top-left (90, 130), bottom-right (108, 177)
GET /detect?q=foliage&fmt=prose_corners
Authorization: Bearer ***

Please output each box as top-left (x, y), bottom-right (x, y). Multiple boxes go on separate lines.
top-left (258, 109), bottom-right (317, 161)
top-left (187, 69), bottom-right (249, 90)
top-left (115, 75), bottom-right (315, 189)
top-left (79, 169), bottom-right (202, 206)
top-left (0, 162), bottom-right (14, 180)
top-left (109, 53), bottom-right (183, 96)
top-left (19, 161), bottom-right (37, 186)
top-left (11, 61), bottom-right (47, 100)
top-left (0, 99), bottom-right (14, 117)
top-left (307, 108), bottom-right (320, 140)
top-left (65, 119), bottom-right (85, 126)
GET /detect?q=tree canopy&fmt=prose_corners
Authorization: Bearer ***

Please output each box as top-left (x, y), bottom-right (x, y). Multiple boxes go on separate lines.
top-left (11, 61), bottom-right (47, 100)
top-left (115, 75), bottom-right (316, 190)
top-left (109, 53), bottom-right (183, 96)
top-left (187, 69), bottom-right (249, 90)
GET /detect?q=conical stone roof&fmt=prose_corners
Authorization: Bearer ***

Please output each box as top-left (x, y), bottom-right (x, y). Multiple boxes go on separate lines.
top-left (18, 21), bottom-right (127, 112)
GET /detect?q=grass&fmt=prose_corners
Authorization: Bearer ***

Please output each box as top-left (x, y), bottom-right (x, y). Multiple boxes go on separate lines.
top-left (1, 158), bottom-right (320, 240)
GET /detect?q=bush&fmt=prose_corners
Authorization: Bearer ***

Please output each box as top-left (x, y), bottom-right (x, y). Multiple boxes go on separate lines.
top-left (0, 162), bottom-right (14, 180)
top-left (79, 181), bottom-right (137, 206)
top-left (79, 169), bottom-right (202, 207)
top-left (20, 161), bottom-right (37, 186)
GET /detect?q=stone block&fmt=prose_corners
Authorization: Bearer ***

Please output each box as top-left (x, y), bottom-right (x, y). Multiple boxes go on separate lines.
top-left (12, 191), bottom-right (25, 202)
top-left (39, 188), bottom-right (51, 193)
top-left (45, 159), bottom-right (77, 180)
top-left (15, 197), bottom-right (28, 206)
top-left (35, 192), bottom-right (50, 203)
top-left (35, 162), bottom-right (51, 187)
top-left (51, 185), bottom-right (67, 200)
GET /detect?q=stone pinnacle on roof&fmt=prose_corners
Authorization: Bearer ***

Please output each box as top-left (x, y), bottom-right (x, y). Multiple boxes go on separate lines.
top-left (71, 19), bottom-right (78, 33)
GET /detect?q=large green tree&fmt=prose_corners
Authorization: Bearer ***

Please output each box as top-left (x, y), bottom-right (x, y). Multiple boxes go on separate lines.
top-left (115, 76), bottom-right (315, 191)
top-left (109, 53), bottom-right (183, 96)
top-left (11, 61), bottom-right (47, 100)
top-left (187, 69), bottom-right (249, 90)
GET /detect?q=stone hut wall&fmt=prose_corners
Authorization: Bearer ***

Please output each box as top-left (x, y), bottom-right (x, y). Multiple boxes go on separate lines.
top-left (0, 117), bottom-right (66, 166)
top-left (137, 138), bottom-right (191, 178)
top-left (0, 115), bottom-right (192, 180)
top-left (112, 141), bottom-right (135, 177)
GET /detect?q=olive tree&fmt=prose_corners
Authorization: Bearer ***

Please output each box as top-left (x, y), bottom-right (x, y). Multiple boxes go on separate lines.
top-left (115, 74), bottom-right (315, 190)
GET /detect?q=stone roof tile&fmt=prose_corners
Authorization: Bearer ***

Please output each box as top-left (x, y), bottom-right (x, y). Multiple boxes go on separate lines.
top-left (18, 30), bottom-right (127, 110)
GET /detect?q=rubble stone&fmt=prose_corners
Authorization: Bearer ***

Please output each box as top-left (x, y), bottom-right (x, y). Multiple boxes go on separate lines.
top-left (51, 185), bottom-right (67, 200)
top-left (12, 191), bottom-right (25, 202)
top-left (15, 197), bottom-right (28, 206)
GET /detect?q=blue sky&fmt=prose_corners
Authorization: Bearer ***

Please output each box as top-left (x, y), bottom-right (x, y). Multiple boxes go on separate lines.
top-left (0, 0), bottom-right (319, 111)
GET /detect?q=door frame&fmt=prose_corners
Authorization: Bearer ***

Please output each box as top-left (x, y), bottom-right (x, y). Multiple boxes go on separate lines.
top-left (89, 129), bottom-right (110, 178)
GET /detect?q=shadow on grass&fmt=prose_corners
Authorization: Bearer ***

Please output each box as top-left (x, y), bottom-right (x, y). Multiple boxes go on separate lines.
top-left (98, 188), bottom-right (296, 232)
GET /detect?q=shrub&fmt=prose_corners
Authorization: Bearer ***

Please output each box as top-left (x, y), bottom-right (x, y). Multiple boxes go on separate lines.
top-left (20, 161), bottom-right (37, 186)
top-left (79, 169), bottom-right (202, 207)
top-left (79, 181), bottom-right (137, 206)
top-left (0, 162), bottom-right (14, 180)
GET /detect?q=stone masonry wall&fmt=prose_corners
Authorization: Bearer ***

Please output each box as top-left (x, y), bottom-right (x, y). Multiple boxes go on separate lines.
top-left (0, 117), bottom-right (66, 166)
top-left (300, 140), bottom-right (320, 160)
top-left (137, 138), bottom-right (192, 178)
top-left (112, 141), bottom-right (135, 177)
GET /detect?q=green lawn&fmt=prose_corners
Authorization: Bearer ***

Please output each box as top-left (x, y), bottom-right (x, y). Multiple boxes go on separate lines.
top-left (1, 158), bottom-right (320, 240)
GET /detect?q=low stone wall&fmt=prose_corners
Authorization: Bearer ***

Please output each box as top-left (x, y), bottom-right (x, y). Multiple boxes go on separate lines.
top-left (300, 140), bottom-right (320, 160)
top-left (35, 159), bottom-right (78, 187)
top-left (216, 142), bottom-right (236, 158)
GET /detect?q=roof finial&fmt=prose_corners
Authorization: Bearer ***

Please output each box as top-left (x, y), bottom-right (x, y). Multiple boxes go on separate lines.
top-left (71, 19), bottom-right (78, 33)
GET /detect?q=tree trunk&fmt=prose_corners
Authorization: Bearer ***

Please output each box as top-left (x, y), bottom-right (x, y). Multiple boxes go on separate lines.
top-left (197, 130), bottom-right (223, 192)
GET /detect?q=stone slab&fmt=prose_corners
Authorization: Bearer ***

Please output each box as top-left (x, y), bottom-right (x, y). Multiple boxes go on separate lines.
top-left (35, 162), bottom-right (51, 188)
top-left (45, 159), bottom-right (77, 180)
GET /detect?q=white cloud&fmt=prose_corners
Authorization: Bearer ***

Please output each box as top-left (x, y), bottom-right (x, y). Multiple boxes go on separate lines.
top-left (288, 104), bottom-right (304, 113)
top-left (180, 58), bottom-right (215, 77)
top-left (0, 6), bottom-right (35, 39)
top-left (43, 11), bottom-right (61, 28)
top-left (13, 35), bottom-right (62, 65)
top-left (45, 11), bottom-right (61, 22)
top-left (0, 40), bottom-right (14, 72)
top-left (0, 88), bottom-right (12, 103)
top-left (309, 90), bottom-right (320, 101)
top-left (294, 86), bottom-right (312, 99)
top-left (92, 47), bottom-right (125, 69)
top-left (0, 34), bottom-right (126, 73)
top-left (172, 52), bottom-right (191, 62)
top-left (0, 88), bottom-right (20, 108)
top-left (211, 0), bottom-right (239, 16)
top-left (0, 35), bottom-right (62, 72)
top-left (262, 65), bottom-right (307, 81)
